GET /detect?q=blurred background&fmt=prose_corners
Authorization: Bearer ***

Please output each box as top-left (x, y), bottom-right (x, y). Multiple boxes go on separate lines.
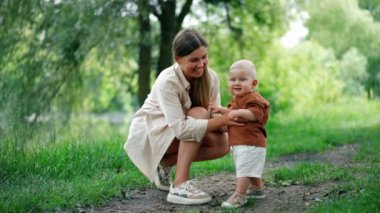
top-left (1, 0), bottom-right (379, 132)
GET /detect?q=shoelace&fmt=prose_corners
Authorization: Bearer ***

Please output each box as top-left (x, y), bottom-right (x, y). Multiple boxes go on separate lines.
top-left (184, 180), bottom-right (202, 193)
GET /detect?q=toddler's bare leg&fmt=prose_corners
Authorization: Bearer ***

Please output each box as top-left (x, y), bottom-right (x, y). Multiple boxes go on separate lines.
top-left (236, 177), bottom-right (251, 195)
top-left (251, 177), bottom-right (264, 190)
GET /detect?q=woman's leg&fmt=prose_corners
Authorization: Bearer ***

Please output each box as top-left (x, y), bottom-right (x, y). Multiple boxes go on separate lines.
top-left (161, 130), bottom-right (228, 167)
top-left (161, 107), bottom-right (229, 187)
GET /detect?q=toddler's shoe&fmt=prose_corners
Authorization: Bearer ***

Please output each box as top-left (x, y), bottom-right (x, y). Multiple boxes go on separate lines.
top-left (247, 187), bottom-right (265, 199)
top-left (221, 192), bottom-right (247, 208)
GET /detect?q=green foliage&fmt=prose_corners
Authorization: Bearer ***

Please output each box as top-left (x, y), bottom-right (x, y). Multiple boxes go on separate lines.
top-left (300, 0), bottom-right (380, 98)
top-left (339, 48), bottom-right (368, 96)
top-left (202, 0), bottom-right (288, 106)
top-left (359, 0), bottom-right (380, 21)
top-left (259, 41), bottom-right (343, 112)
top-left (303, 0), bottom-right (380, 58)
top-left (0, 0), bottom-right (139, 125)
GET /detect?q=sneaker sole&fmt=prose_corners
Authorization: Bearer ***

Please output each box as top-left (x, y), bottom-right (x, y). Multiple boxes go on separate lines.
top-left (247, 194), bottom-right (265, 199)
top-left (155, 184), bottom-right (170, 191)
top-left (221, 201), bottom-right (246, 208)
top-left (167, 194), bottom-right (212, 205)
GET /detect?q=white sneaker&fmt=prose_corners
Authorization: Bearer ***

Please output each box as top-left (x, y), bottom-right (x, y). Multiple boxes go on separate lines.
top-left (154, 164), bottom-right (172, 191)
top-left (221, 192), bottom-right (247, 208)
top-left (167, 180), bottom-right (212, 205)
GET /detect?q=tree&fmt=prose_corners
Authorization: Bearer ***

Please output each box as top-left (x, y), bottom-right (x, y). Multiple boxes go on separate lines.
top-left (137, 0), bottom-right (151, 105)
top-left (339, 48), bottom-right (368, 96)
top-left (298, 0), bottom-right (380, 98)
top-left (0, 0), bottom-right (138, 124)
top-left (151, 0), bottom-right (193, 77)
top-left (358, 0), bottom-right (380, 98)
top-left (126, 0), bottom-right (288, 106)
top-left (359, 0), bottom-right (380, 21)
top-left (260, 41), bottom-right (343, 112)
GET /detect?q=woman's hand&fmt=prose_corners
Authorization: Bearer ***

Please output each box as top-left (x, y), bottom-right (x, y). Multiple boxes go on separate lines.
top-left (207, 108), bottom-right (244, 132)
top-left (223, 109), bottom-right (245, 126)
top-left (227, 109), bottom-right (249, 123)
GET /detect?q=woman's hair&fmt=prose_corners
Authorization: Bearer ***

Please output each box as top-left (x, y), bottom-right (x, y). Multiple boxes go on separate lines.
top-left (172, 28), bottom-right (211, 108)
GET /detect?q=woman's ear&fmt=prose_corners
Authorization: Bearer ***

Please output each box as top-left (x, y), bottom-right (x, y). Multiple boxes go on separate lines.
top-left (174, 55), bottom-right (180, 63)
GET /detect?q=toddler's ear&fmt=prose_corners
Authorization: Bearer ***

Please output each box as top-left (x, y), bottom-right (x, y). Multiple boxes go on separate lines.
top-left (252, 80), bottom-right (258, 87)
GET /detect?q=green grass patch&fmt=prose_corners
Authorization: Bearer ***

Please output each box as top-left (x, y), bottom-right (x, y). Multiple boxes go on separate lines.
top-left (266, 99), bottom-right (380, 159)
top-left (0, 122), bottom-right (148, 212)
top-left (308, 140), bottom-right (380, 212)
top-left (267, 162), bottom-right (350, 185)
top-left (311, 181), bottom-right (380, 213)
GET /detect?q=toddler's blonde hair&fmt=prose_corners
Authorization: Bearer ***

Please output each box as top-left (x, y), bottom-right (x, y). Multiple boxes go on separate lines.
top-left (229, 59), bottom-right (256, 79)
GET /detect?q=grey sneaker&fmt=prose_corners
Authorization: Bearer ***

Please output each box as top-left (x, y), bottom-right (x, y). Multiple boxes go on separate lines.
top-left (247, 188), bottom-right (265, 199)
top-left (167, 180), bottom-right (212, 205)
top-left (154, 164), bottom-right (172, 191)
top-left (221, 192), bottom-right (247, 208)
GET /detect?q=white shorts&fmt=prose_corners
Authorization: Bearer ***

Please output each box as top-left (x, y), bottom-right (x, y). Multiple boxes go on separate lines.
top-left (230, 145), bottom-right (266, 178)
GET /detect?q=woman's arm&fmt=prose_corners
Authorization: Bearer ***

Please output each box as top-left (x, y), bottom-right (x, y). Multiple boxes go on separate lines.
top-left (207, 109), bottom-right (244, 132)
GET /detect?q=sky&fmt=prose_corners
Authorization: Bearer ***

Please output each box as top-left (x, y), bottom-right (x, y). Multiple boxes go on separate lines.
top-left (281, 18), bottom-right (309, 48)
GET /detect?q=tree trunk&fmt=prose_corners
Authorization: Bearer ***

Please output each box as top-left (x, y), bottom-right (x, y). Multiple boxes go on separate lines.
top-left (138, 0), bottom-right (151, 106)
top-left (155, 0), bottom-right (193, 77)
top-left (156, 1), bottom-right (177, 77)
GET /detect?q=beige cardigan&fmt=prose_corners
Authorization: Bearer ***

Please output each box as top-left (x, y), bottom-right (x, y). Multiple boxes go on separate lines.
top-left (124, 63), bottom-right (221, 181)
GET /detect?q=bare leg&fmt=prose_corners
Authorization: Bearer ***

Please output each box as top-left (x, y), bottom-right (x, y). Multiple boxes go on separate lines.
top-left (251, 177), bottom-right (264, 190)
top-left (173, 139), bottom-right (202, 186)
top-left (160, 107), bottom-right (229, 187)
top-left (235, 177), bottom-right (251, 195)
top-left (161, 130), bottom-right (228, 167)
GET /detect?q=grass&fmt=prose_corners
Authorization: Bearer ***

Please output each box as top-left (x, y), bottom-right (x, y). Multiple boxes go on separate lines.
top-left (0, 122), bottom-right (148, 212)
top-left (268, 162), bottom-right (351, 185)
top-left (1, 99), bottom-right (379, 212)
top-left (309, 138), bottom-right (380, 213)
top-left (267, 99), bottom-right (380, 158)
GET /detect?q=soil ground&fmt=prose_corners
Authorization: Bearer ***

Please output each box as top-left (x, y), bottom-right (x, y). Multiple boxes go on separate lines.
top-left (78, 144), bottom-right (357, 213)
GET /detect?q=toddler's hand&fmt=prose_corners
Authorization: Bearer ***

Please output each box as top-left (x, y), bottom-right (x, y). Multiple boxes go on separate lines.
top-left (208, 100), bottom-right (221, 114)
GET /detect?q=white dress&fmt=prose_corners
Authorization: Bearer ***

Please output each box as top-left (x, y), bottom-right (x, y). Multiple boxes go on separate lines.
top-left (124, 63), bottom-right (221, 181)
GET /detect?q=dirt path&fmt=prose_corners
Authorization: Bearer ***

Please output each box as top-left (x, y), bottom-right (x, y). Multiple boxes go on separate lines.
top-left (81, 144), bottom-right (357, 213)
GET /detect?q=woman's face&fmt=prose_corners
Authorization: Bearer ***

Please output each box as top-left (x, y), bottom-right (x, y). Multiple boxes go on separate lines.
top-left (175, 46), bottom-right (208, 81)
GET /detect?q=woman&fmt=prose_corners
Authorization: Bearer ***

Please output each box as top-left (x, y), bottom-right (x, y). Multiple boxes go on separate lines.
top-left (124, 28), bottom-right (243, 205)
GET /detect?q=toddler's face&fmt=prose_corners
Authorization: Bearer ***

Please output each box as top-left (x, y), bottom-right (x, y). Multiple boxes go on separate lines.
top-left (228, 68), bottom-right (255, 97)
